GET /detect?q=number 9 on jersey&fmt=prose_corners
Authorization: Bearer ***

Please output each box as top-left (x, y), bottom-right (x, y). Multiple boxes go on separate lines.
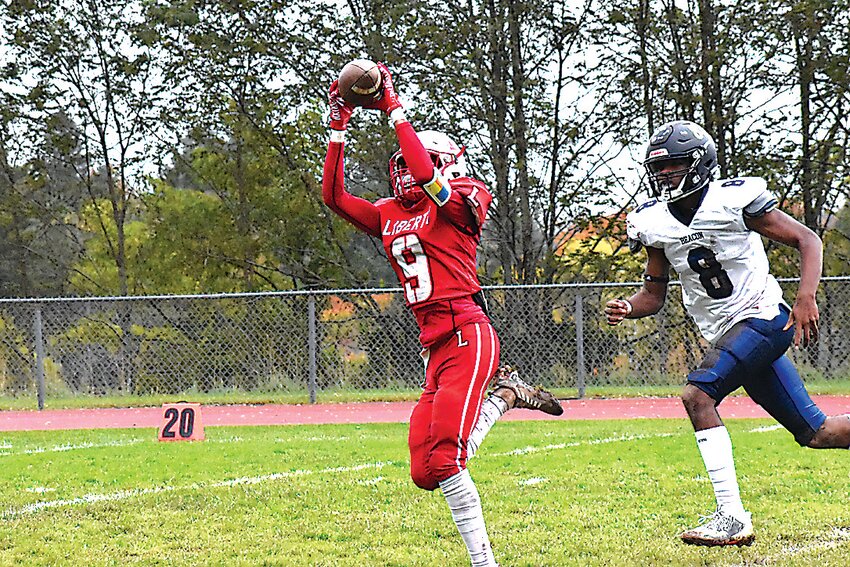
top-left (391, 234), bottom-right (433, 304)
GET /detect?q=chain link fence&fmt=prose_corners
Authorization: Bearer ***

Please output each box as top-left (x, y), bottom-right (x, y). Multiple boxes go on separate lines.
top-left (2, 279), bottom-right (850, 407)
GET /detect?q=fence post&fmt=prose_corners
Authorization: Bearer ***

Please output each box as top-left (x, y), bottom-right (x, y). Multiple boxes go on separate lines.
top-left (307, 294), bottom-right (317, 404)
top-left (575, 294), bottom-right (586, 399)
top-left (33, 307), bottom-right (46, 410)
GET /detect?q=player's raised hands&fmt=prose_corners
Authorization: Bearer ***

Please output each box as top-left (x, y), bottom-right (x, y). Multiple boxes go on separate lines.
top-left (328, 80), bottom-right (355, 131)
top-left (363, 62), bottom-right (403, 116)
top-left (604, 298), bottom-right (633, 326)
top-left (784, 294), bottom-right (819, 348)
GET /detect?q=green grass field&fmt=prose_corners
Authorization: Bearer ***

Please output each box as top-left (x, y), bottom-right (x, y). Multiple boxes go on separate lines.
top-left (1, 419), bottom-right (848, 566)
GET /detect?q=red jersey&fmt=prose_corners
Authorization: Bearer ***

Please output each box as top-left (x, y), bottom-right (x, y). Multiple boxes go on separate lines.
top-left (321, 129), bottom-right (494, 347)
top-left (375, 177), bottom-right (493, 346)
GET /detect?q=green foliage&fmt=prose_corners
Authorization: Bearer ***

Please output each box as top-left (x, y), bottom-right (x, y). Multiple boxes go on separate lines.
top-left (2, 0), bottom-right (849, 297)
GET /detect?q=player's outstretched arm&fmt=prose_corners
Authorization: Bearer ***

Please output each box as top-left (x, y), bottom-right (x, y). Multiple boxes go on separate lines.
top-left (746, 209), bottom-right (822, 347)
top-left (321, 81), bottom-right (381, 237)
top-left (364, 63), bottom-right (451, 207)
top-left (605, 246), bottom-right (670, 325)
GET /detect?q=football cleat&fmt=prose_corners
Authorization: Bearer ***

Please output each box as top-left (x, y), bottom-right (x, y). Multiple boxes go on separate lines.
top-left (491, 365), bottom-right (564, 416)
top-left (680, 509), bottom-right (755, 547)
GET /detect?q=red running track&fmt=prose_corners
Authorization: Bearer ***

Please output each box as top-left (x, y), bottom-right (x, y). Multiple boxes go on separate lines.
top-left (1, 396), bottom-right (848, 432)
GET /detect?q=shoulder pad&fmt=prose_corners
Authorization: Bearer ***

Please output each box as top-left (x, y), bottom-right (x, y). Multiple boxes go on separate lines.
top-left (714, 176), bottom-right (768, 200)
top-left (449, 177), bottom-right (489, 197)
top-left (627, 200), bottom-right (663, 251)
top-left (713, 177), bottom-right (778, 216)
top-left (632, 198), bottom-right (660, 215)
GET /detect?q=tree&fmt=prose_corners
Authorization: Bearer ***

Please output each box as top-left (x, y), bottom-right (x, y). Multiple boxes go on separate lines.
top-left (3, 0), bottom-right (167, 297)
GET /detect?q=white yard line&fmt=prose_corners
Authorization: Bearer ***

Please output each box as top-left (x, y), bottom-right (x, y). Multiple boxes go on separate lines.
top-left (775, 527), bottom-right (850, 557)
top-left (488, 432), bottom-right (677, 457)
top-left (748, 424), bottom-right (783, 433)
top-left (0, 438), bottom-right (145, 457)
top-left (519, 477), bottom-right (548, 486)
top-left (729, 527), bottom-right (850, 566)
top-left (487, 424), bottom-right (785, 458)
top-left (1, 435), bottom-right (253, 457)
top-left (2, 461), bottom-right (393, 519)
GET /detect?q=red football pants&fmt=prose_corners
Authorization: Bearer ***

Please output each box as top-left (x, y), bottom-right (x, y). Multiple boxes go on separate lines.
top-left (408, 322), bottom-right (500, 491)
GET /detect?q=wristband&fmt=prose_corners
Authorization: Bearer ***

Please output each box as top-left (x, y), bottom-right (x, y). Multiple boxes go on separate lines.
top-left (389, 107), bottom-right (407, 124)
top-left (329, 129), bottom-right (346, 143)
top-left (422, 171), bottom-right (452, 207)
top-left (644, 273), bottom-right (670, 283)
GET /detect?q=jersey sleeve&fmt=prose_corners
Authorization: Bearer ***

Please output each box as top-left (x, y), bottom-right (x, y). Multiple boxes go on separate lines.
top-left (740, 177), bottom-right (778, 218)
top-left (439, 178), bottom-right (492, 235)
top-left (395, 121), bottom-right (436, 184)
top-left (322, 141), bottom-right (382, 237)
top-left (626, 199), bottom-right (661, 252)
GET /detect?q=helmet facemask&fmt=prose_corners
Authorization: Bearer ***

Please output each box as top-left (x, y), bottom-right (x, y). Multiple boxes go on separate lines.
top-left (389, 152), bottom-right (422, 200)
top-left (645, 151), bottom-right (705, 202)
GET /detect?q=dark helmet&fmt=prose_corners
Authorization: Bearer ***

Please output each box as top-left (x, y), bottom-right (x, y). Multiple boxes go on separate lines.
top-left (643, 120), bottom-right (719, 202)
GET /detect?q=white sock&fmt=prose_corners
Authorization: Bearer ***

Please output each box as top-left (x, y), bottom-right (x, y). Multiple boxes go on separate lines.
top-left (467, 396), bottom-right (509, 460)
top-left (439, 470), bottom-right (497, 567)
top-left (695, 426), bottom-right (746, 517)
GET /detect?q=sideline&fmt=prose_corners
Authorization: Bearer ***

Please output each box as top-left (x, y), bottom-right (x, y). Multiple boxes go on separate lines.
top-left (1, 395), bottom-right (848, 431)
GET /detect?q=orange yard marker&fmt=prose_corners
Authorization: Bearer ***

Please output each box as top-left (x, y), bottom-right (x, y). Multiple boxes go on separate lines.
top-left (158, 402), bottom-right (205, 441)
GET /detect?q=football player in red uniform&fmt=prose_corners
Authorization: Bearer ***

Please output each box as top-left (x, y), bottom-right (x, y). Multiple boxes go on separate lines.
top-left (322, 63), bottom-right (562, 566)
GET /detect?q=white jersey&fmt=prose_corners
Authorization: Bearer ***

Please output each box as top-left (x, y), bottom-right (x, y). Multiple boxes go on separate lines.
top-left (627, 177), bottom-right (786, 344)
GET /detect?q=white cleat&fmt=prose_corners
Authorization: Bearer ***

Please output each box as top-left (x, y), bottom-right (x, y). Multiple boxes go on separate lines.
top-left (680, 509), bottom-right (755, 547)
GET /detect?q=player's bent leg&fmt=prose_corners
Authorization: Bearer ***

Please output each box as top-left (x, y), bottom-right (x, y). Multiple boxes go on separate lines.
top-left (742, 355), bottom-right (828, 447)
top-left (466, 394), bottom-right (509, 461)
top-left (467, 364), bottom-right (563, 460)
top-left (490, 365), bottom-right (564, 416)
top-left (429, 322), bottom-right (499, 478)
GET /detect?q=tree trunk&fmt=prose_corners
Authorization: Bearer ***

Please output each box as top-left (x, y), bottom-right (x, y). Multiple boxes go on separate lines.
top-left (508, 0), bottom-right (534, 283)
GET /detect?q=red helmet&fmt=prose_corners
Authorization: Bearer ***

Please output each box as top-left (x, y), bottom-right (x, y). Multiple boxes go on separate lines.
top-left (389, 130), bottom-right (467, 200)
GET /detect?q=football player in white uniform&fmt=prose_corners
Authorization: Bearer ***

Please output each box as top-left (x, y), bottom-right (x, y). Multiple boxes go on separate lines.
top-left (605, 120), bottom-right (850, 547)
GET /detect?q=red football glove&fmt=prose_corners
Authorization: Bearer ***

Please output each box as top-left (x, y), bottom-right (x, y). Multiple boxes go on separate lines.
top-left (363, 62), bottom-right (403, 116)
top-left (328, 80), bottom-right (355, 131)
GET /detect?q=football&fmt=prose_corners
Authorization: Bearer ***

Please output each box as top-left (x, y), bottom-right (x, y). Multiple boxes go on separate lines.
top-left (338, 59), bottom-right (383, 107)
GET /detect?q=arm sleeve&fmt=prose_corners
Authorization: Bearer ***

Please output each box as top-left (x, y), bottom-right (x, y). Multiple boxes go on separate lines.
top-left (322, 141), bottom-right (382, 237)
top-left (395, 121), bottom-right (435, 183)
